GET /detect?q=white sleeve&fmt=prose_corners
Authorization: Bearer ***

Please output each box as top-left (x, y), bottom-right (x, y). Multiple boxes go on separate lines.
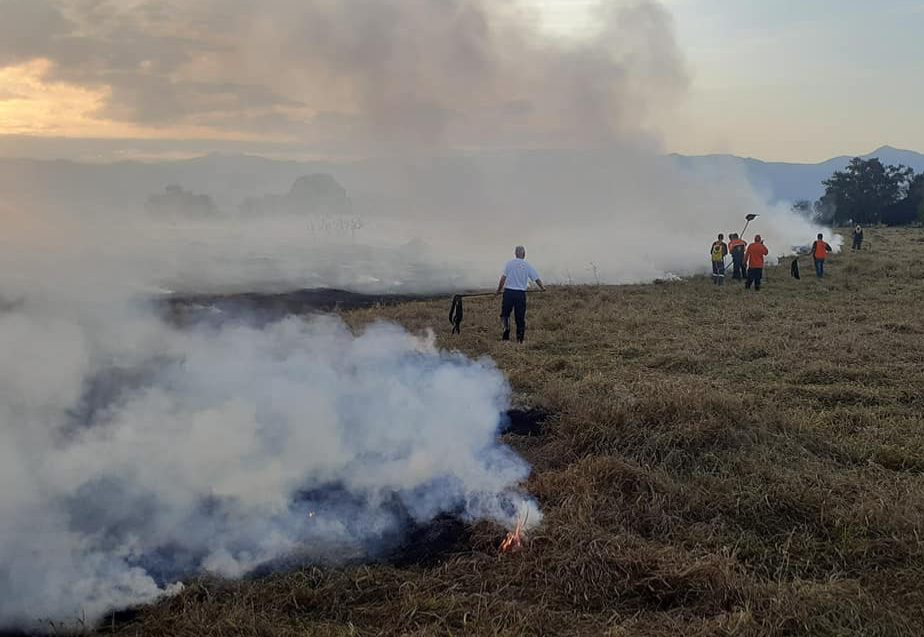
top-left (528, 264), bottom-right (540, 281)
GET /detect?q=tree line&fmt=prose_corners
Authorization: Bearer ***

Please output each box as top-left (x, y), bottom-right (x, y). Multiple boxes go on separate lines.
top-left (793, 157), bottom-right (924, 226)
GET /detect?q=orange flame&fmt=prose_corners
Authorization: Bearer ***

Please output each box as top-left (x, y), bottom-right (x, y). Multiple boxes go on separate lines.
top-left (500, 510), bottom-right (528, 553)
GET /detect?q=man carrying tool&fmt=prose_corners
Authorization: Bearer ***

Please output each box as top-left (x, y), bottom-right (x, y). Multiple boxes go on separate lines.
top-left (710, 233), bottom-right (728, 285)
top-left (810, 233), bottom-right (832, 278)
top-left (728, 233), bottom-right (747, 280)
top-left (745, 235), bottom-right (769, 291)
top-left (496, 246), bottom-right (544, 342)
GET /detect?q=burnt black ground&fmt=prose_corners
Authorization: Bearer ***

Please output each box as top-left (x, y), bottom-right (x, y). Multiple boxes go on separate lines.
top-left (384, 515), bottom-right (473, 568)
top-left (163, 288), bottom-right (435, 326)
top-left (500, 408), bottom-right (549, 437)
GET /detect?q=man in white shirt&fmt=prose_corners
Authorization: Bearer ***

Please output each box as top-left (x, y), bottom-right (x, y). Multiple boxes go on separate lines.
top-left (495, 245), bottom-right (545, 342)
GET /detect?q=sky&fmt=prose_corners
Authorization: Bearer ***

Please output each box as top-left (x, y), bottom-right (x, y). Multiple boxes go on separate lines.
top-left (0, 0), bottom-right (921, 163)
top-left (533, 0), bottom-right (924, 161)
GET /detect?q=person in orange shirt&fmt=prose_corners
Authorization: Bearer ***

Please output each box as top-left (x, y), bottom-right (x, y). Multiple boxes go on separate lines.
top-left (727, 233), bottom-right (747, 280)
top-left (745, 234), bottom-right (769, 291)
top-left (810, 233), bottom-right (832, 278)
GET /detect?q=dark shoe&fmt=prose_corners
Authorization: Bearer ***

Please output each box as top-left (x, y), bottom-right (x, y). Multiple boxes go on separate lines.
top-left (502, 330), bottom-right (510, 341)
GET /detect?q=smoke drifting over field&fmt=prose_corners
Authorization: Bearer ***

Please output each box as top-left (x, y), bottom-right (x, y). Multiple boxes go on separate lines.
top-left (0, 285), bottom-right (538, 627)
top-left (0, 0), bottom-right (835, 290)
top-left (0, 0), bottom-right (839, 629)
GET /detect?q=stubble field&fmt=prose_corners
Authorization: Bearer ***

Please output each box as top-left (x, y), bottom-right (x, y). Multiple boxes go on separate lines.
top-left (109, 227), bottom-right (924, 637)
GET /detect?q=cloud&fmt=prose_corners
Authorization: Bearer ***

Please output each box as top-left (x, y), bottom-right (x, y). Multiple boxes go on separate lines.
top-left (0, 0), bottom-right (688, 153)
top-left (0, 0), bottom-right (74, 66)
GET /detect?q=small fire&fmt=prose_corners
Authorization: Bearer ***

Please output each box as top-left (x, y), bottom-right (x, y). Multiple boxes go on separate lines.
top-left (500, 511), bottom-right (528, 553)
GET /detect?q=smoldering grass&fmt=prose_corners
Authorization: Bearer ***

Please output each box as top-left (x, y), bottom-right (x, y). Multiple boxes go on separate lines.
top-left (100, 227), bottom-right (924, 636)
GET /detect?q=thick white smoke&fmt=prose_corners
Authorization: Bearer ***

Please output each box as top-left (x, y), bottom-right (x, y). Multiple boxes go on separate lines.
top-left (0, 293), bottom-right (537, 628)
top-left (0, 200), bottom-right (539, 629)
top-left (1, 0), bottom-right (837, 290)
top-left (0, 0), bottom-right (839, 629)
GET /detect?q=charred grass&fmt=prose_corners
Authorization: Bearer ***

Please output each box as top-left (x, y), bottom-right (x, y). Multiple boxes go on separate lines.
top-left (107, 228), bottom-right (924, 636)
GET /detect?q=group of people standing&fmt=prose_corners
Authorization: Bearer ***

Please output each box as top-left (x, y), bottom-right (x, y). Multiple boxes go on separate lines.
top-left (490, 228), bottom-right (845, 345)
top-left (710, 231), bottom-right (834, 289)
top-left (710, 233), bottom-right (769, 290)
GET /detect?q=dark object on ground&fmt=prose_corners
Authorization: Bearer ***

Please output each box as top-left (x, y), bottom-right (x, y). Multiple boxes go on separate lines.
top-left (501, 408), bottom-right (549, 437)
top-left (386, 515), bottom-right (472, 568)
top-left (450, 295), bottom-right (464, 334)
top-left (448, 292), bottom-right (494, 334)
top-left (95, 607), bottom-right (145, 635)
top-left (165, 288), bottom-right (430, 326)
top-left (791, 258), bottom-right (801, 279)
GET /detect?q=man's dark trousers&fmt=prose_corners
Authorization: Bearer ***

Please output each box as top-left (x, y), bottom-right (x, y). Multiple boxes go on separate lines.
top-left (814, 259), bottom-right (825, 278)
top-left (501, 289), bottom-right (527, 342)
top-left (732, 255), bottom-right (746, 280)
top-left (745, 267), bottom-right (763, 290)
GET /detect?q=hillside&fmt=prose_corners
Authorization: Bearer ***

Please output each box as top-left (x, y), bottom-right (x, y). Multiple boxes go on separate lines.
top-left (106, 227), bottom-right (924, 637)
top-left (3, 146), bottom-right (923, 212)
top-left (672, 146), bottom-right (924, 204)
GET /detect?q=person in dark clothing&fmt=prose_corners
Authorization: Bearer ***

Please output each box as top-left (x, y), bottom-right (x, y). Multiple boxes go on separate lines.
top-left (811, 233), bottom-right (833, 278)
top-left (852, 225), bottom-right (864, 250)
top-left (496, 246), bottom-right (545, 342)
top-left (500, 290), bottom-right (526, 342)
top-left (728, 233), bottom-right (747, 280)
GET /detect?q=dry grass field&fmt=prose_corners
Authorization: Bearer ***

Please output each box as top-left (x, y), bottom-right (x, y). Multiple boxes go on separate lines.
top-left (107, 227), bottom-right (924, 636)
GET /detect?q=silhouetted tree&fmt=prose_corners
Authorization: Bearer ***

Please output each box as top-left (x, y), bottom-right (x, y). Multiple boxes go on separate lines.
top-left (881, 198), bottom-right (918, 226)
top-left (909, 173), bottom-right (924, 209)
top-left (145, 185), bottom-right (220, 217)
top-left (813, 195), bottom-right (836, 224)
top-left (791, 200), bottom-right (812, 215)
top-left (881, 172), bottom-right (924, 226)
top-left (817, 157), bottom-right (913, 224)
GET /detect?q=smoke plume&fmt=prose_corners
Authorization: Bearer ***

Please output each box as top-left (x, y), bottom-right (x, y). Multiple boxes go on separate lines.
top-left (0, 0), bottom-right (840, 629)
top-left (0, 289), bottom-right (537, 627)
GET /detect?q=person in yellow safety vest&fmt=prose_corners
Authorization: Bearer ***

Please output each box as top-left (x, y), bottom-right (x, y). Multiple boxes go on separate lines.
top-left (710, 233), bottom-right (728, 285)
top-left (811, 233), bottom-right (832, 278)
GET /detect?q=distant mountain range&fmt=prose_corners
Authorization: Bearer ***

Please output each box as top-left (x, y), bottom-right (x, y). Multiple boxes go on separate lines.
top-left (2, 145), bottom-right (922, 211)
top-left (671, 145), bottom-right (924, 205)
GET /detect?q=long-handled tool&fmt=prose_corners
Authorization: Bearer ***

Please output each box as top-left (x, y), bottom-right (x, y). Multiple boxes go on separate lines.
top-left (723, 214), bottom-right (757, 273)
top-left (449, 292), bottom-right (495, 334)
top-left (729, 213), bottom-right (760, 281)
top-left (740, 213), bottom-right (759, 237)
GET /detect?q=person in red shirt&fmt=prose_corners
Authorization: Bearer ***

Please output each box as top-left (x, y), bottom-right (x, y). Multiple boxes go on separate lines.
top-left (810, 233), bottom-right (832, 278)
top-left (745, 235), bottom-right (769, 291)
